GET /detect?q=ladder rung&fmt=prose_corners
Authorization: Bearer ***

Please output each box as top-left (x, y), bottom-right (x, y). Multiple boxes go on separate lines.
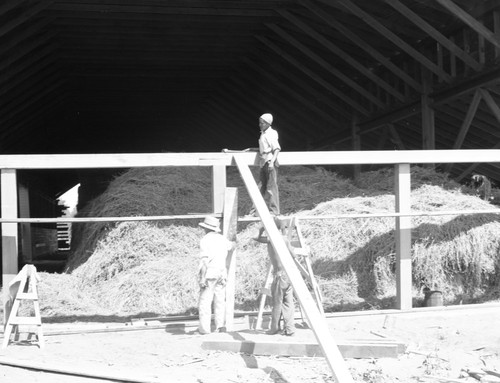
top-left (15, 293), bottom-right (38, 300)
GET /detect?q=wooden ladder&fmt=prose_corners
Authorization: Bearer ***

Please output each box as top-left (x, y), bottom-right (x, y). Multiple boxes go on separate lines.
top-left (255, 216), bottom-right (324, 329)
top-left (2, 264), bottom-right (44, 349)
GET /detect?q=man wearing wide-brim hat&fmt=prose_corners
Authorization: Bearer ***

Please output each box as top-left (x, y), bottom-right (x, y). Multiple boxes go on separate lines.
top-left (197, 216), bottom-right (234, 334)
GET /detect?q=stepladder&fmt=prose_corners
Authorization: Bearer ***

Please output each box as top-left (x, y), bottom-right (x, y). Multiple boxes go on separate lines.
top-left (254, 216), bottom-right (324, 329)
top-left (2, 264), bottom-right (44, 349)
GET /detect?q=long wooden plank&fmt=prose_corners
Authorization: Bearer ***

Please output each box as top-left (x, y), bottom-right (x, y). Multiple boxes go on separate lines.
top-left (202, 339), bottom-right (400, 359)
top-left (2, 149), bottom-right (500, 170)
top-left (234, 155), bottom-right (354, 383)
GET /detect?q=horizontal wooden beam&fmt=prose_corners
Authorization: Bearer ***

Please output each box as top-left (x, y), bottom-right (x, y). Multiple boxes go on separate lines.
top-left (201, 339), bottom-right (401, 359)
top-left (2, 149), bottom-right (500, 169)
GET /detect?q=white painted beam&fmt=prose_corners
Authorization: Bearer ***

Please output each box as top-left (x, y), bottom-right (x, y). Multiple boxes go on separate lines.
top-left (1, 149), bottom-right (500, 169)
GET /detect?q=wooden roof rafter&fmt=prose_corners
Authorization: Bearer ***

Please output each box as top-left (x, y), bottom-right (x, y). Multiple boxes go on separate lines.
top-left (0, 43), bottom-right (60, 87)
top-left (48, 2), bottom-right (278, 17)
top-left (254, 35), bottom-right (368, 117)
top-left (384, 0), bottom-right (481, 72)
top-left (266, 23), bottom-right (383, 108)
top-left (226, 67), bottom-right (331, 142)
top-left (0, 0), bottom-right (54, 39)
top-left (242, 56), bottom-right (344, 130)
top-left (323, 0), bottom-right (453, 83)
top-left (0, 30), bottom-right (57, 74)
top-left (277, 9), bottom-right (406, 103)
top-left (299, 0), bottom-right (422, 94)
top-left (436, 0), bottom-right (500, 50)
top-left (260, 53), bottom-right (353, 122)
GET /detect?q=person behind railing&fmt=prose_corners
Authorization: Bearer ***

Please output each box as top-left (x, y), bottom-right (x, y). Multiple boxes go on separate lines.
top-left (222, 112), bottom-right (281, 217)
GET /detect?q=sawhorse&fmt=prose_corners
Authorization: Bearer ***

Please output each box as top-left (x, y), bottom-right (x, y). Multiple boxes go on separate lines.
top-left (2, 264), bottom-right (44, 349)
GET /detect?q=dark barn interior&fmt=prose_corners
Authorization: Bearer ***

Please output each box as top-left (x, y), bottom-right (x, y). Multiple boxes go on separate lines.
top-left (3, 0), bottom-right (500, 221)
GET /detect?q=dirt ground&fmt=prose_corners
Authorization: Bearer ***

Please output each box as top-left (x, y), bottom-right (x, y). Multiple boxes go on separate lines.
top-left (1, 303), bottom-right (499, 383)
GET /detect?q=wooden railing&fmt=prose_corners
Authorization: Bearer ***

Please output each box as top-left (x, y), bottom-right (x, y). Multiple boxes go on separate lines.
top-left (2, 149), bottom-right (500, 311)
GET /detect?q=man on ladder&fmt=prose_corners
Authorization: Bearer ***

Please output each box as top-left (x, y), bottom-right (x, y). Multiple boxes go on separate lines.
top-left (254, 217), bottom-right (296, 336)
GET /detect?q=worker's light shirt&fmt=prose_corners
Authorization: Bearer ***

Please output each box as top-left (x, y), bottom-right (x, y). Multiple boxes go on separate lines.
top-left (199, 232), bottom-right (232, 279)
top-left (258, 127), bottom-right (280, 167)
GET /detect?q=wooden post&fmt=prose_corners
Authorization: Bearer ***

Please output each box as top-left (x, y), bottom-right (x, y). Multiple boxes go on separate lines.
top-left (222, 187), bottom-right (238, 331)
top-left (235, 155), bottom-right (354, 383)
top-left (2, 169), bottom-right (19, 326)
top-left (421, 72), bottom-right (435, 152)
top-left (351, 117), bottom-right (361, 181)
top-left (212, 165), bottom-right (226, 215)
top-left (394, 164), bottom-right (412, 310)
top-left (18, 185), bottom-right (33, 263)
top-left (495, 11), bottom-right (500, 59)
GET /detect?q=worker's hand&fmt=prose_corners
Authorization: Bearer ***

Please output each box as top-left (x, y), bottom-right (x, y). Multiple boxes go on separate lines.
top-left (222, 148), bottom-right (228, 153)
top-left (199, 279), bottom-right (207, 288)
top-left (268, 160), bottom-right (274, 170)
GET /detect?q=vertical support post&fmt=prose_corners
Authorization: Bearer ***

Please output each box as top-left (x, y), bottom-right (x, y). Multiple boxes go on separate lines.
top-left (394, 164), bottom-right (412, 310)
top-left (494, 11), bottom-right (500, 59)
top-left (212, 165), bottom-right (226, 215)
top-left (2, 169), bottom-right (18, 326)
top-left (18, 185), bottom-right (32, 263)
top-left (222, 187), bottom-right (238, 331)
top-left (351, 117), bottom-right (361, 181)
top-left (421, 71), bottom-right (435, 152)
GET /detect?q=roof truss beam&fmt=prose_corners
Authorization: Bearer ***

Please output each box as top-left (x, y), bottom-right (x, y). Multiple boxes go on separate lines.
top-left (436, 0), bottom-right (500, 50)
top-left (384, 0), bottom-right (481, 72)
top-left (324, 0), bottom-right (453, 83)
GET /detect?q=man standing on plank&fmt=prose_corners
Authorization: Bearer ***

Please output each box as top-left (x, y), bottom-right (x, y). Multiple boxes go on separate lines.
top-left (222, 112), bottom-right (281, 216)
top-left (256, 113), bottom-right (281, 216)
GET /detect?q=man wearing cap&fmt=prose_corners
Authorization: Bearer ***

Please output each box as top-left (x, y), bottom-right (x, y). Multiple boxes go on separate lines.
top-left (257, 113), bottom-right (281, 215)
top-left (197, 216), bottom-right (234, 334)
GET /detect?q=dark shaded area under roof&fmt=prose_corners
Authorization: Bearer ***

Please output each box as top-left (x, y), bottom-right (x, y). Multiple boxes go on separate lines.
top-left (3, 0), bottom-right (500, 198)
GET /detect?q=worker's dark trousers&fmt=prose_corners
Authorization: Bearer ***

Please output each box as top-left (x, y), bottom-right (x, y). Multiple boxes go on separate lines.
top-left (258, 163), bottom-right (280, 215)
top-left (270, 273), bottom-right (295, 334)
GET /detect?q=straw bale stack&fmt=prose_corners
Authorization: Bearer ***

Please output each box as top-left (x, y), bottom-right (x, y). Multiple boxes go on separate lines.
top-left (36, 165), bottom-right (500, 317)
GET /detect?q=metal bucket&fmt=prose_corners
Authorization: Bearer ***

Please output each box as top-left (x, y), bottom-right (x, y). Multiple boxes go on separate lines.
top-left (424, 290), bottom-right (443, 307)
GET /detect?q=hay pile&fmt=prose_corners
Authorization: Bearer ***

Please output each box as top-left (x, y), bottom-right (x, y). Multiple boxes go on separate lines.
top-left (35, 165), bottom-right (500, 318)
top-left (299, 184), bottom-right (500, 308)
